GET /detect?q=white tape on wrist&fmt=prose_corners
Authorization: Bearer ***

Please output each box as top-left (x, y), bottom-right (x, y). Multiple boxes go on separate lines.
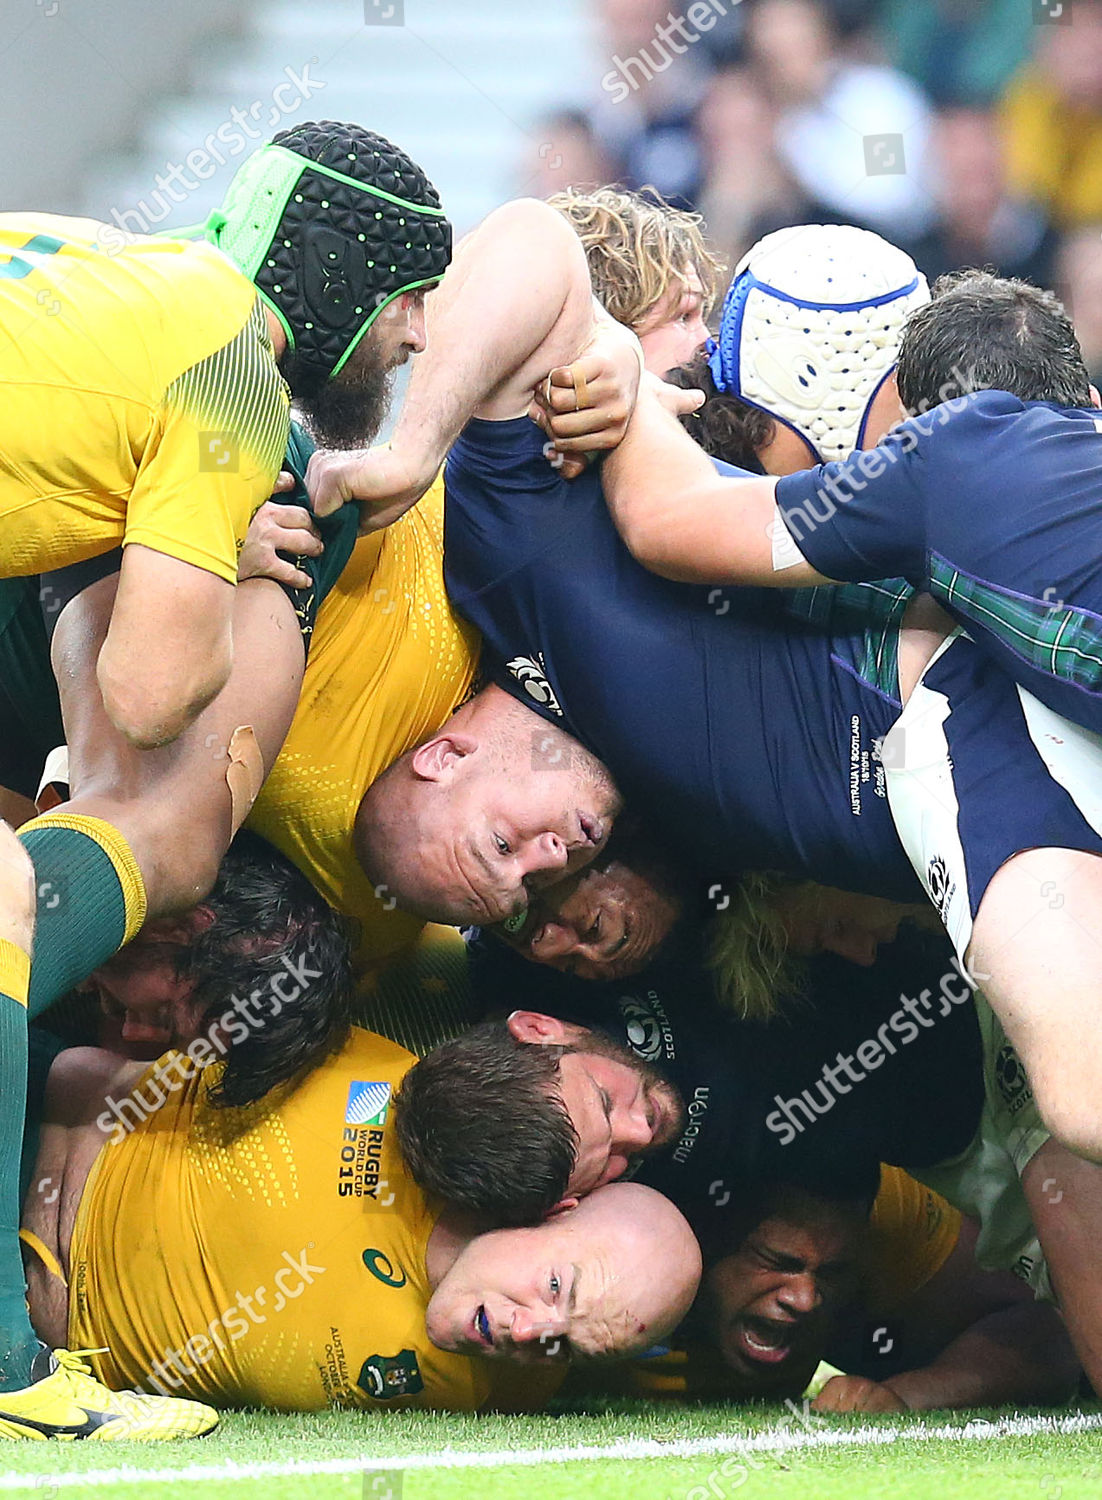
top-left (771, 509), bottom-right (807, 572)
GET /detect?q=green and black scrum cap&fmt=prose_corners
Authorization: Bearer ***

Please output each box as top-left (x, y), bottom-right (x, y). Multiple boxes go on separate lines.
top-left (197, 120), bottom-right (452, 394)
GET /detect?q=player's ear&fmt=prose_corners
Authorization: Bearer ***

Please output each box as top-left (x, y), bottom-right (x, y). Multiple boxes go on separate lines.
top-left (507, 1010), bottom-right (571, 1044)
top-left (410, 733), bottom-right (477, 782)
top-left (1090, 385), bottom-right (1101, 410)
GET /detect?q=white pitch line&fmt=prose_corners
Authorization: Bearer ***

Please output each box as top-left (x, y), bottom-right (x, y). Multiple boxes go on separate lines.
top-left (1, 1409), bottom-right (1100, 1490)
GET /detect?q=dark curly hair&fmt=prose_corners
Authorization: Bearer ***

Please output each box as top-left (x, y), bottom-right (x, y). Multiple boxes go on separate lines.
top-left (182, 833), bottom-right (354, 1107)
top-left (666, 353), bottom-right (775, 471)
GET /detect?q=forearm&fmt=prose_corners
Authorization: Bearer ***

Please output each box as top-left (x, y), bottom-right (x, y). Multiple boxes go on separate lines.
top-left (884, 1304), bottom-right (1078, 1410)
top-left (601, 388), bottom-right (823, 586)
top-left (386, 198), bottom-right (595, 489)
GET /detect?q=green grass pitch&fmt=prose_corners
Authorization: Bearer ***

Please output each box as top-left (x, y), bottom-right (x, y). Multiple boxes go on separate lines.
top-left (0, 1400), bottom-right (1099, 1500)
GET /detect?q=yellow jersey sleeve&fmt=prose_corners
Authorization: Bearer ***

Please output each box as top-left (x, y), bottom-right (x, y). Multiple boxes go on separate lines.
top-left (123, 297), bottom-right (291, 584)
top-left (0, 214), bottom-right (289, 582)
top-left (863, 1165), bottom-right (961, 1312)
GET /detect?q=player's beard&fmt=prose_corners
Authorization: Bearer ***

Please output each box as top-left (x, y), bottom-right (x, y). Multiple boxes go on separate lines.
top-left (288, 333), bottom-right (397, 450)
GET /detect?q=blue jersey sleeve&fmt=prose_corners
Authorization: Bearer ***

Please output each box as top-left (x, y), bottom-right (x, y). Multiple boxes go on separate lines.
top-left (774, 422), bottom-right (930, 584)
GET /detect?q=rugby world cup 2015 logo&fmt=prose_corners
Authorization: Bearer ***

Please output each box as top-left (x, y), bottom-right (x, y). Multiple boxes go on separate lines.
top-left (346, 1081), bottom-right (391, 1128)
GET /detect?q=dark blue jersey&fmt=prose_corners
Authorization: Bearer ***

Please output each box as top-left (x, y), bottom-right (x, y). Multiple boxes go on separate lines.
top-left (776, 391), bottom-right (1102, 732)
top-left (466, 926), bottom-right (983, 1239)
top-left (444, 416), bottom-right (923, 899)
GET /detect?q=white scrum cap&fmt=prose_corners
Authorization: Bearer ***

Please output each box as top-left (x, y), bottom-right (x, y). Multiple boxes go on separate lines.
top-left (707, 224), bottom-right (929, 463)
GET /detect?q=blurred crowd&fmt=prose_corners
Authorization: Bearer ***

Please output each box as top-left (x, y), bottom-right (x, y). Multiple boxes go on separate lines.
top-left (531, 0), bottom-right (1102, 384)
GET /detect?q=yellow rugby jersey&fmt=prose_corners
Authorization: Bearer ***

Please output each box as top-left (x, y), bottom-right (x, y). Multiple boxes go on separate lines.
top-left (247, 475), bottom-right (481, 977)
top-left (68, 1027), bottom-right (555, 1412)
top-left (862, 1164), bottom-right (961, 1313)
top-left (0, 214), bottom-right (289, 581)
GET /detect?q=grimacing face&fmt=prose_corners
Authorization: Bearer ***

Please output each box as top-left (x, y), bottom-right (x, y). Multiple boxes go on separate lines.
top-left (701, 1205), bottom-right (862, 1397)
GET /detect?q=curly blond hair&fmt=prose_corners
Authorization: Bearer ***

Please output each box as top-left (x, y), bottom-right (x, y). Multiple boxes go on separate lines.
top-left (548, 185), bottom-right (723, 332)
top-left (706, 872), bottom-right (806, 1022)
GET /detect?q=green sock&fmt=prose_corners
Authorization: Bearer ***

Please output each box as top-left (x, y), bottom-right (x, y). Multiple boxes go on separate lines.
top-left (18, 814), bottom-right (147, 1020)
top-left (0, 944), bottom-right (37, 1390)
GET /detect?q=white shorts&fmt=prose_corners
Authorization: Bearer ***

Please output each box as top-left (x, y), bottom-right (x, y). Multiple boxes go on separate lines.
top-left (881, 629), bottom-right (1102, 963)
top-left (912, 994), bottom-right (1053, 1301)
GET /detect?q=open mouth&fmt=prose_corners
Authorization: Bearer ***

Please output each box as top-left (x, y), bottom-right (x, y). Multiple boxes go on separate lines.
top-left (578, 815), bottom-right (603, 849)
top-left (474, 1305), bottom-right (494, 1349)
top-left (735, 1318), bottom-right (794, 1366)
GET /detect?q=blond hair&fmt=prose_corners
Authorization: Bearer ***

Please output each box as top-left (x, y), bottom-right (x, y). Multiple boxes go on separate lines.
top-left (706, 872), bottom-right (805, 1022)
top-left (548, 185), bottom-right (723, 332)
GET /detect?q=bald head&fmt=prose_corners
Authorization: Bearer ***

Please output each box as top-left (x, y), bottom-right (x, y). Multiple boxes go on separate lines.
top-left (425, 1182), bottom-right (701, 1363)
top-left (356, 685), bottom-right (621, 926)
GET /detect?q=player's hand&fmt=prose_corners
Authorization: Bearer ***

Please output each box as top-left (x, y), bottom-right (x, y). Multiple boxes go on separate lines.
top-left (306, 444), bottom-right (435, 536)
top-left (811, 1375), bottom-right (907, 1413)
top-left (645, 369), bottom-right (706, 420)
top-left (238, 493), bottom-right (323, 589)
top-left (0, 819), bottom-right (36, 960)
top-left (528, 317), bottom-right (644, 474)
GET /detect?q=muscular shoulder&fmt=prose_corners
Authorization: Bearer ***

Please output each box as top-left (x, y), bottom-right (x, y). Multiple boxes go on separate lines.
top-left (44, 1046), bottom-right (146, 1129)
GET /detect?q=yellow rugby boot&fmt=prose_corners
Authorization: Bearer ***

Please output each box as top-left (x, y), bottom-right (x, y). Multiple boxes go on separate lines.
top-left (0, 1346), bottom-right (219, 1440)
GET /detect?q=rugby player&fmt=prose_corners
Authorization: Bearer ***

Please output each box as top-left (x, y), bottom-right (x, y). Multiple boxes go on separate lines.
top-left (649, 1172), bottom-right (1077, 1412)
top-left (58, 833), bottom-right (354, 1102)
top-left (0, 121), bottom-right (450, 1434)
top-left (17, 1025), bottom-right (700, 1417)
top-left (400, 916), bottom-right (1102, 1395)
top-left (400, 919), bottom-right (984, 1225)
top-left (50, 848), bottom-right (1088, 1404)
top-left (0, 189), bottom-right (299, 1432)
top-left (315, 198), bottom-right (1102, 1180)
top-left (611, 254), bottom-right (1102, 743)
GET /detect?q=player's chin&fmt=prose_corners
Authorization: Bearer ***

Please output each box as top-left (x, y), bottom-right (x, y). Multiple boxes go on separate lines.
top-left (722, 1328), bottom-right (822, 1395)
top-left (424, 1301), bottom-right (459, 1353)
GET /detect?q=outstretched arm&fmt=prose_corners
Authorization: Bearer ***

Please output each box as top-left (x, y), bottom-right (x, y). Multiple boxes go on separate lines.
top-left (601, 385), bottom-right (830, 587)
top-left (307, 198), bottom-right (642, 533)
top-left (814, 1215), bottom-right (1078, 1412)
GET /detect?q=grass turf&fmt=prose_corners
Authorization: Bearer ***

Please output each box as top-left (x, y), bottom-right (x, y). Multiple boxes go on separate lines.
top-left (0, 1401), bottom-right (1098, 1499)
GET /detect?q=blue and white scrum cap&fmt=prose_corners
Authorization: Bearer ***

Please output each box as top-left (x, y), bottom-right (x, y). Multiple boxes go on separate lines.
top-left (708, 224), bottom-right (929, 463)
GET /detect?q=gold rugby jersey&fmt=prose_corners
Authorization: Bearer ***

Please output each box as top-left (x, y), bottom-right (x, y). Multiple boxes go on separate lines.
top-left (68, 1027), bottom-right (557, 1412)
top-left (0, 214), bottom-right (289, 582)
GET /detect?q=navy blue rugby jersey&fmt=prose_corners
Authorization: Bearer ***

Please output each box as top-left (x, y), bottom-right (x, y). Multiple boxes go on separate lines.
top-left (466, 925), bottom-right (984, 1235)
top-left (444, 416), bottom-right (923, 899)
top-left (776, 391), bottom-right (1102, 732)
